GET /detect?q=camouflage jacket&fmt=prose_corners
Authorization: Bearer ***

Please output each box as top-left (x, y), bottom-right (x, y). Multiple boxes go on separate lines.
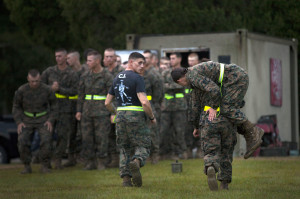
top-left (109, 64), bottom-right (124, 79)
top-left (77, 68), bottom-right (113, 117)
top-left (41, 65), bottom-right (79, 113)
top-left (161, 68), bottom-right (187, 111)
top-left (12, 83), bottom-right (57, 125)
top-left (143, 66), bottom-right (164, 113)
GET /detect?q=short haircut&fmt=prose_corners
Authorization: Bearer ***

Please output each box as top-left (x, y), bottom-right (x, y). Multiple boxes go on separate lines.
top-left (83, 48), bottom-right (95, 60)
top-left (188, 52), bottom-right (199, 60)
top-left (28, 69), bottom-right (40, 77)
top-left (171, 67), bottom-right (188, 82)
top-left (160, 56), bottom-right (170, 61)
top-left (104, 48), bottom-right (115, 54)
top-left (170, 52), bottom-right (182, 58)
top-left (143, 49), bottom-right (152, 54)
top-left (68, 51), bottom-right (80, 59)
top-left (128, 52), bottom-right (145, 61)
top-left (55, 48), bottom-right (67, 54)
top-left (87, 50), bottom-right (102, 61)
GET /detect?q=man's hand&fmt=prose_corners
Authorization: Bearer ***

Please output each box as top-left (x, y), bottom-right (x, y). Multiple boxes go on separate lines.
top-left (150, 118), bottom-right (157, 125)
top-left (44, 121), bottom-right (53, 132)
top-left (206, 108), bottom-right (217, 121)
top-left (17, 122), bottom-right (26, 134)
top-left (110, 115), bottom-right (116, 123)
top-left (51, 81), bottom-right (59, 92)
top-left (76, 112), bottom-right (82, 121)
top-left (193, 128), bottom-right (200, 137)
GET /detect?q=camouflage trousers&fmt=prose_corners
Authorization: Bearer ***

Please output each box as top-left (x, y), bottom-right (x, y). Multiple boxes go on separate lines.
top-left (53, 112), bottom-right (75, 159)
top-left (201, 118), bottom-right (237, 183)
top-left (66, 112), bottom-right (78, 155)
top-left (116, 121), bottom-right (151, 178)
top-left (18, 122), bottom-right (52, 165)
top-left (107, 123), bottom-right (118, 156)
top-left (160, 111), bottom-right (187, 155)
top-left (147, 107), bottom-right (160, 155)
top-left (221, 64), bottom-right (249, 124)
top-left (81, 114), bottom-right (110, 160)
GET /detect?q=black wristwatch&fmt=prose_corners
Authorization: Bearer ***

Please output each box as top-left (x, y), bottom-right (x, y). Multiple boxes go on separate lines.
top-left (149, 117), bottom-right (155, 120)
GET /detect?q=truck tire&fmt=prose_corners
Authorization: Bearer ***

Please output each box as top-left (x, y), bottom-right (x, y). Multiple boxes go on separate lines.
top-left (0, 145), bottom-right (8, 164)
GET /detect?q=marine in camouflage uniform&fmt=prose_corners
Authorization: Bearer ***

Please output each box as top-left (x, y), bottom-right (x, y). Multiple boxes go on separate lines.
top-left (105, 52), bottom-right (156, 187)
top-left (104, 48), bottom-right (125, 168)
top-left (76, 51), bottom-right (113, 170)
top-left (190, 88), bottom-right (237, 190)
top-left (171, 61), bottom-right (264, 160)
top-left (143, 64), bottom-right (164, 163)
top-left (41, 49), bottom-right (79, 169)
top-left (13, 69), bottom-right (57, 174)
top-left (64, 51), bottom-right (87, 167)
top-left (160, 67), bottom-right (188, 159)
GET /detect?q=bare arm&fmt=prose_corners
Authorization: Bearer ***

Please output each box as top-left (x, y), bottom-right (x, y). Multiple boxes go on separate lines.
top-left (105, 94), bottom-right (116, 115)
top-left (137, 92), bottom-right (156, 124)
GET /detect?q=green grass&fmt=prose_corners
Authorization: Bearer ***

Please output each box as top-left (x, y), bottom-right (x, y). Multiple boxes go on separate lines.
top-left (0, 157), bottom-right (300, 199)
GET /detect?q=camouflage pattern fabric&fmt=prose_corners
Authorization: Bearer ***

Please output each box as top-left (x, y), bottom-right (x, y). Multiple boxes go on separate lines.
top-left (200, 115), bottom-right (237, 183)
top-left (143, 66), bottom-right (164, 154)
top-left (160, 68), bottom-right (187, 155)
top-left (41, 65), bottom-right (78, 160)
top-left (107, 65), bottom-right (124, 158)
top-left (77, 68), bottom-right (113, 160)
top-left (12, 82), bottom-right (57, 166)
top-left (186, 61), bottom-right (249, 124)
top-left (115, 111), bottom-right (151, 178)
top-left (41, 65), bottom-right (79, 113)
top-left (189, 84), bottom-right (237, 183)
top-left (160, 111), bottom-right (187, 155)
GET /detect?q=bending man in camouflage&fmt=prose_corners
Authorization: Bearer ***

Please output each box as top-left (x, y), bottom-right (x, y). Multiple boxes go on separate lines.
top-left (13, 69), bottom-right (57, 174)
top-left (105, 52), bottom-right (156, 187)
top-left (191, 88), bottom-right (236, 191)
top-left (171, 61), bottom-right (264, 159)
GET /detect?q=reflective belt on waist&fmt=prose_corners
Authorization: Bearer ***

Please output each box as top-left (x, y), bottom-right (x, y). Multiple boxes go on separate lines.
top-left (185, 88), bottom-right (192, 94)
top-left (24, 111), bottom-right (47, 118)
top-left (55, 93), bottom-right (78, 99)
top-left (85, 95), bottom-right (106, 100)
top-left (204, 106), bottom-right (220, 112)
top-left (117, 106), bottom-right (144, 111)
top-left (164, 93), bottom-right (184, 100)
top-left (147, 95), bottom-right (152, 101)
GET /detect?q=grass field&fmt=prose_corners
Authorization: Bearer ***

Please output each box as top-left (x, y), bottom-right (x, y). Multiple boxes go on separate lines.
top-left (0, 157), bottom-right (299, 199)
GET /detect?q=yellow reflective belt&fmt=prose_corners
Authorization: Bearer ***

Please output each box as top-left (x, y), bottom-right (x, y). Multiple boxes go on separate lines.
top-left (175, 93), bottom-right (184, 98)
top-left (55, 93), bottom-right (77, 99)
top-left (204, 106), bottom-right (220, 112)
top-left (69, 95), bottom-right (78, 99)
top-left (24, 111), bottom-right (47, 117)
top-left (165, 93), bottom-right (184, 100)
top-left (164, 94), bottom-right (174, 100)
top-left (85, 95), bottom-right (106, 100)
top-left (185, 88), bottom-right (192, 94)
top-left (55, 93), bottom-right (67, 98)
top-left (147, 95), bottom-right (152, 101)
top-left (117, 106), bottom-right (144, 111)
